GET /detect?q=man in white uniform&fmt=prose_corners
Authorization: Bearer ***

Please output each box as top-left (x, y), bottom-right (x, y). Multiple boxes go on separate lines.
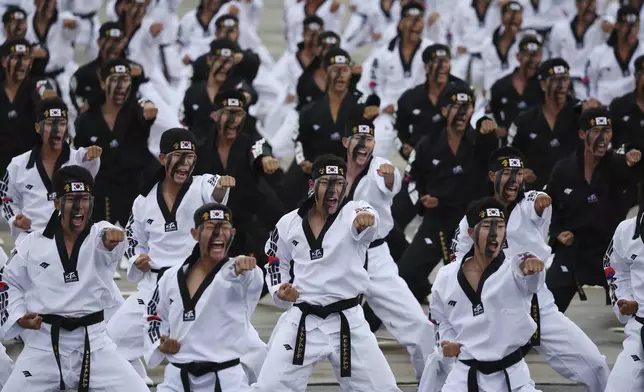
top-left (431, 197), bottom-right (545, 392)
top-left (0, 97), bottom-right (101, 247)
top-left (254, 154), bottom-right (402, 392)
top-left (145, 202), bottom-right (262, 392)
top-left (107, 128), bottom-right (238, 380)
top-left (604, 207), bottom-right (644, 391)
top-left (447, 147), bottom-right (609, 392)
top-left (342, 118), bottom-right (434, 381)
top-left (0, 165), bottom-right (149, 392)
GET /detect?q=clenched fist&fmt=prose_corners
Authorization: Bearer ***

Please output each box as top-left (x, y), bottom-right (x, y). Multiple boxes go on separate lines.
top-left (83, 146), bottom-right (102, 162)
top-left (142, 101), bottom-right (158, 121)
top-left (582, 98), bottom-right (601, 111)
top-left (353, 211), bottom-right (375, 232)
top-left (135, 254), bottom-right (152, 272)
top-left (626, 149), bottom-right (642, 167)
top-left (277, 283), bottom-right (299, 302)
top-left (103, 228), bottom-right (125, 250)
top-left (363, 106), bottom-right (379, 119)
top-left (421, 195), bottom-right (439, 209)
top-left (524, 168), bottom-right (537, 184)
top-left (159, 335), bottom-right (181, 354)
top-left (131, 64), bottom-right (143, 78)
top-left (63, 19), bottom-right (78, 29)
top-left (13, 214), bottom-right (31, 230)
top-left (262, 156), bottom-right (280, 174)
top-left (18, 312), bottom-right (42, 330)
top-left (427, 12), bottom-right (440, 26)
top-left (479, 119), bottom-right (497, 135)
top-left (557, 231), bottom-right (574, 246)
top-left (300, 160), bottom-right (313, 174)
top-left (617, 299), bottom-right (639, 316)
top-left (235, 256), bottom-right (257, 275)
top-left (216, 176), bottom-right (236, 189)
top-left (229, 5), bottom-right (240, 15)
top-left (520, 257), bottom-right (545, 276)
top-left (378, 163), bottom-right (395, 189)
top-left (440, 341), bottom-right (461, 357)
top-left (534, 193), bottom-right (551, 216)
top-left (150, 23), bottom-right (164, 37)
top-left (233, 52), bottom-right (244, 64)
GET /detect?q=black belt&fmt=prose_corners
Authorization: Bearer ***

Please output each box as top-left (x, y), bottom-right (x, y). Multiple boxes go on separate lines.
top-left (41, 310), bottom-right (104, 392)
top-left (368, 238), bottom-right (386, 248)
top-left (635, 316), bottom-right (644, 353)
top-left (293, 296), bottom-right (362, 377)
top-left (45, 68), bottom-right (65, 78)
top-left (172, 359), bottom-right (240, 392)
top-left (151, 267), bottom-right (171, 283)
top-left (460, 347), bottom-right (524, 392)
top-left (73, 11), bottom-right (97, 19)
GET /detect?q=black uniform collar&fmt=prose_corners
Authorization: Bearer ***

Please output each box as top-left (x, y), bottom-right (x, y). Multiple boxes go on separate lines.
top-left (43, 210), bottom-right (94, 239)
top-left (32, 9), bottom-right (59, 43)
top-left (346, 157), bottom-right (373, 201)
top-left (456, 247), bottom-right (506, 308)
top-left (26, 141), bottom-right (71, 170)
top-left (297, 195), bottom-right (349, 218)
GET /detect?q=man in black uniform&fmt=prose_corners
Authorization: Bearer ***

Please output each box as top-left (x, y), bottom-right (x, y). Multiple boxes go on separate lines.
top-left (193, 89), bottom-right (284, 278)
top-left (0, 39), bottom-right (49, 176)
top-left (182, 38), bottom-right (259, 141)
top-left (74, 59), bottom-right (158, 226)
top-left (296, 31), bottom-right (362, 110)
top-left (547, 107), bottom-right (642, 312)
top-left (189, 16), bottom-right (260, 86)
top-left (489, 34), bottom-right (543, 143)
top-left (285, 48), bottom-right (378, 209)
top-left (508, 58), bottom-right (593, 191)
top-left (397, 84), bottom-right (499, 303)
top-left (69, 22), bottom-right (145, 116)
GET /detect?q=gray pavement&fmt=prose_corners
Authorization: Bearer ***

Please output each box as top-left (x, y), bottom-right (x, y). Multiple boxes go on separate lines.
top-left (0, 0), bottom-right (624, 390)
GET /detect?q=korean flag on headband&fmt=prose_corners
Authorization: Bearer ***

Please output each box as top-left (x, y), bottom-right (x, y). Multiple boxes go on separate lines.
top-left (49, 109), bottom-right (61, 117)
top-left (358, 125), bottom-right (370, 133)
top-left (456, 93), bottom-right (469, 102)
top-left (486, 208), bottom-right (501, 217)
top-left (595, 117), bottom-right (608, 126)
top-left (71, 182), bottom-right (85, 192)
top-left (114, 65), bottom-right (127, 73)
top-left (553, 65), bottom-right (566, 74)
top-left (180, 141), bottom-right (192, 150)
top-left (509, 159), bottom-right (521, 168)
top-left (209, 210), bottom-right (224, 220)
top-left (325, 166), bottom-right (339, 175)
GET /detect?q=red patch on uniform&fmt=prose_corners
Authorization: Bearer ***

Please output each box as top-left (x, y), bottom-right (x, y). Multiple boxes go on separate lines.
top-left (0, 282), bottom-right (8, 292)
top-left (605, 267), bottom-right (616, 279)
top-left (1, 197), bottom-right (12, 202)
top-left (429, 319), bottom-right (437, 325)
top-left (403, 175), bottom-right (412, 183)
top-left (369, 81), bottom-right (377, 88)
top-left (147, 315), bottom-right (161, 322)
top-left (581, 77), bottom-right (589, 85)
top-left (268, 256), bottom-right (280, 266)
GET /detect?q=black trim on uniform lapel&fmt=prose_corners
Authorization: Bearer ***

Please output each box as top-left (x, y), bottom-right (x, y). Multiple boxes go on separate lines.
top-left (156, 177), bottom-right (193, 230)
top-left (456, 250), bottom-right (505, 316)
top-left (492, 27), bottom-right (514, 68)
top-left (52, 216), bottom-right (92, 283)
top-left (177, 244), bottom-right (228, 321)
top-left (32, 9), bottom-right (58, 44)
top-left (569, 14), bottom-right (597, 48)
top-left (614, 41), bottom-right (639, 76)
top-left (346, 157), bottom-right (373, 201)
top-left (472, 0), bottom-right (491, 25)
top-left (398, 39), bottom-right (421, 77)
top-left (34, 143), bottom-right (71, 195)
top-left (300, 198), bottom-right (349, 258)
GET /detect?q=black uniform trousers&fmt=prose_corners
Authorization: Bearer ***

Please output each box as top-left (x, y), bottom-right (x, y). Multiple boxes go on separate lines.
top-left (547, 232), bottom-right (611, 313)
top-left (280, 162), bottom-right (312, 211)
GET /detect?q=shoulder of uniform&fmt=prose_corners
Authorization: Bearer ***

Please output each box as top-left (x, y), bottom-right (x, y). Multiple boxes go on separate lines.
top-left (9, 150), bottom-right (32, 168)
top-left (299, 100), bottom-right (317, 115)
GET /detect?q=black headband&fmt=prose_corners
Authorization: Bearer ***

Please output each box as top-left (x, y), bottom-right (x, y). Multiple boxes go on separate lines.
top-left (490, 157), bottom-right (524, 173)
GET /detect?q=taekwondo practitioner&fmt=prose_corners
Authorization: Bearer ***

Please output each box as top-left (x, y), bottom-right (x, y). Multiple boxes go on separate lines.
top-left (285, 0), bottom-right (344, 53)
top-left (0, 261), bottom-right (12, 389)
top-left (60, 0), bottom-right (102, 59)
top-left (0, 6), bottom-right (26, 43)
top-left (254, 154), bottom-right (402, 392)
top-left (0, 165), bottom-right (149, 392)
top-left (431, 197), bottom-right (545, 392)
top-left (0, 97), bottom-right (101, 247)
top-left (448, 146), bottom-right (609, 392)
top-left (342, 118), bottom-right (434, 381)
top-left (145, 202), bottom-right (262, 392)
top-left (25, 0), bottom-right (80, 101)
top-left (587, 5), bottom-right (644, 105)
top-left (107, 128), bottom-right (242, 382)
top-left (604, 203), bottom-right (644, 392)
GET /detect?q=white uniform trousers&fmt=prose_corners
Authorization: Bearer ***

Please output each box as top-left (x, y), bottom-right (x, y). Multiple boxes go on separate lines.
top-left (252, 311), bottom-right (402, 392)
top-left (0, 343), bottom-right (13, 389)
top-left (107, 286), bottom-right (268, 385)
top-left (532, 304), bottom-right (608, 392)
top-left (158, 362), bottom-right (251, 392)
top-left (364, 242), bottom-right (435, 381)
top-left (605, 317), bottom-right (644, 392)
top-left (73, 13), bottom-right (101, 59)
top-left (1, 343), bottom-right (149, 392)
top-left (441, 359), bottom-right (541, 392)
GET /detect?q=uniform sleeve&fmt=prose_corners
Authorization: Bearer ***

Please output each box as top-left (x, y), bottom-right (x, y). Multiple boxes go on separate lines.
top-left (0, 163), bottom-right (24, 238)
top-left (264, 222), bottom-right (294, 309)
top-left (395, 92), bottom-right (414, 145)
top-left (450, 216), bottom-right (472, 261)
top-left (222, 262), bottom-right (263, 316)
top-left (144, 276), bottom-right (171, 368)
top-left (506, 120), bottom-right (521, 148)
top-left (408, 138), bottom-right (429, 197)
top-left (520, 191), bottom-right (553, 226)
top-left (430, 275), bottom-right (458, 343)
top-left (199, 174), bottom-right (230, 205)
top-left (373, 51), bottom-right (390, 109)
top-left (73, 118), bottom-right (91, 148)
top-left (547, 24), bottom-right (563, 59)
top-left (349, 201), bottom-right (379, 242)
top-left (125, 198), bottom-right (150, 283)
top-left (510, 252), bottom-right (546, 296)
top-left (179, 91), bottom-right (193, 128)
top-left (585, 50), bottom-right (601, 102)
top-left (250, 137), bottom-right (273, 167)
top-left (604, 224), bottom-right (634, 324)
top-left (546, 163), bottom-right (565, 240)
top-left (0, 248), bottom-right (30, 340)
top-left (60, 12), bottom-right (81, 42)
top-left (93, 223), bottom-right (127, 268)
top-left (68, 147), bottom-right (101, 178)
top-left (69, 72), bottom-right (87, 114)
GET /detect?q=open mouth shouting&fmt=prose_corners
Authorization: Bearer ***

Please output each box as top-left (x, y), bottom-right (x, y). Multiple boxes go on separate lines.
top-left (174, 167), bottom-right (190, 182)
top-left (325, 196), bottom-right (338, 210)
top-left (355, 148), bottom-right (369, 159)
top-left (504, 184), bottom-right (518, 198)
top-left (594, 142), bottom-right (607, 154)
top-left (71, 213), bottom-right (85, 228)
top-left (209, 238), bottom-right (226, 252)
top-left (486, 239), bottom-right (499, 253)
